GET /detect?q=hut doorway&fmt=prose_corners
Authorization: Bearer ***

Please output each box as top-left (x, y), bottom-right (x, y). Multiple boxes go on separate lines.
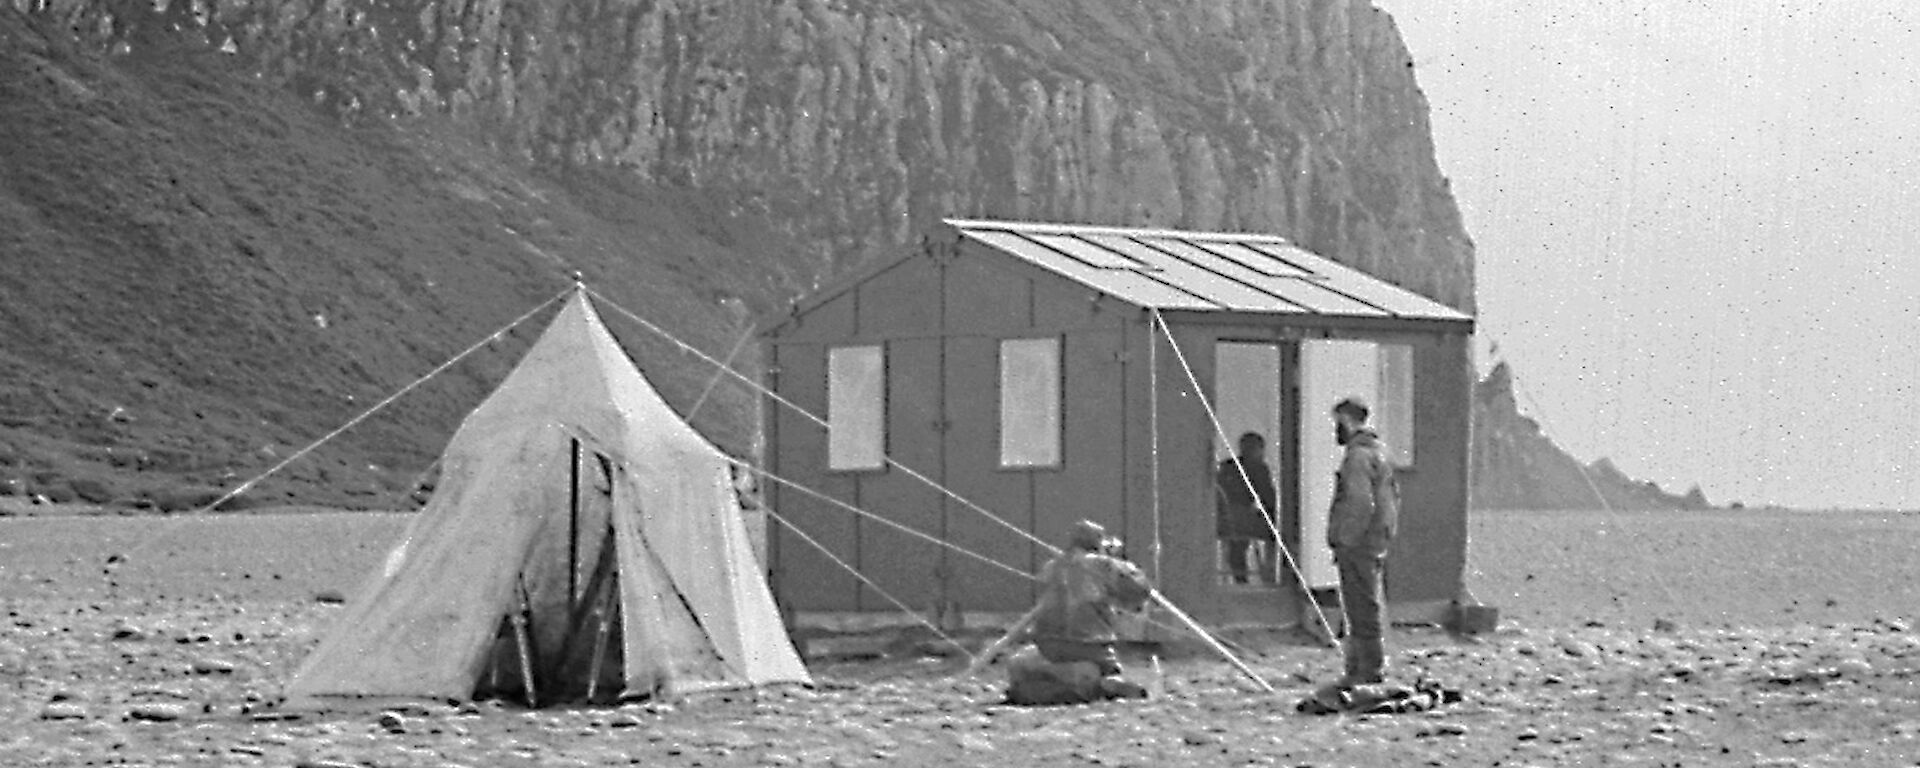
top-left (1211, 341), bottom-right (1290, 588)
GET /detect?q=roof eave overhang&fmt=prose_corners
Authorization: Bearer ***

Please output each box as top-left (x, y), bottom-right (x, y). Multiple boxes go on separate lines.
top-left (1148, 307), bottom-right (1476, 336)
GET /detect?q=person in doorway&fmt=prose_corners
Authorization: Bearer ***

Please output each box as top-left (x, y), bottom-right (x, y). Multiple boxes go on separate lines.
top-left (1328, 397), bottom-right (1399, 687)
top-left (1215, 432), bottom-right (1278, 584)
top-left (1001, 519), bottom-right (1154, 702)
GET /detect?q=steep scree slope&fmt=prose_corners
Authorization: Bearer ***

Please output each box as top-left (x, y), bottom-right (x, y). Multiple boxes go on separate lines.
top-left (0, 10), bottom-right (798, 509)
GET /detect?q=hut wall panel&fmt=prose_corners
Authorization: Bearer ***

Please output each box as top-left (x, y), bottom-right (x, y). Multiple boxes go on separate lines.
top-left (857, 258), bottom-right (942, 337)
top-left (943, 255), bottom-right (1033, 335)
top-left (856, 337), bottom-right (949, 613)
top-left (771, 287), bottom-right (859, 343)
top-left (1150, 323), bottom-right (1227, 613)
top-left (1120, 320), bottom-right (1162, 583)
top-left (768, 342), bottom-right (861, 611)
top-left (942, 335), bottom-right (1038, 612)
top-left (1032, 281), bottom-right (1101, 330)
top-left (1033, 327), bottom-right (1128, 564)
top-left (1390, 332), bottom-right (1472, 605)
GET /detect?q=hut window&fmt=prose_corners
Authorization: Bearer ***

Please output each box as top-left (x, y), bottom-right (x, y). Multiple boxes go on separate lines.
top-left (998, 337), bottom-right (1062, 468)
top-left (1377, 344), bottom-right (1415, 466)
top-left (827, 345), bottom-right (885, 471)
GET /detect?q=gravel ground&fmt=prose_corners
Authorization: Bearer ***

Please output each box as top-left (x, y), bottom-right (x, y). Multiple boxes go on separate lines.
top-left (2, 507), bottom-right (1917, 767)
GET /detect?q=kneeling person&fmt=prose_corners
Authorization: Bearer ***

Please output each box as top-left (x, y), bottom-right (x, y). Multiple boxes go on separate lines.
top-left (1006, 520), bottom-right (1154, 703)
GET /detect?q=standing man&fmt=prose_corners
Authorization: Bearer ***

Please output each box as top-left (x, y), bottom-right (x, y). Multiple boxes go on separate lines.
top-left (1328, 397), bottom-right (1398, 687)
top-left (1215, 432), bottom-right (1278, 584)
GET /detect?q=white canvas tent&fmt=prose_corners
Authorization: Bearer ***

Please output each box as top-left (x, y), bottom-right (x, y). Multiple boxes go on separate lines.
top-left (284, 290), bottom-right (810, 708)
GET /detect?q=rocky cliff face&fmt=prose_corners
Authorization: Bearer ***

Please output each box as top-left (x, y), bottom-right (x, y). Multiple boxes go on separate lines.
top-left (1474, 363), bottom-right (1711, 511)
top-left (18, 0), bottom-right (1703, 513)
top-left (19, 0), bottom-right (1473, 310)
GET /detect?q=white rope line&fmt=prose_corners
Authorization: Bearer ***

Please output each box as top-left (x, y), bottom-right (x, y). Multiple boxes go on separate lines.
top-left (188, 286), bottom-right (574, 517)
top-left (736, 457), bottom-right (1223, 645)
top-left (684, 321), bottom-right (758, 422)
top-left (108, 285), bottom-right (575, 571)
top-left (1150, 309), bottom-right (1342, 643)
top-left (1505, 365), bottom-right (1685, 605)
top-left (760, 503), bottom-right (978, 665)
top-left (584, 285), bottom-right (1060, 557)
top-left (588, 287), bottom-right (1266, 676)
top-left (586, 287), bottom-right (1252, 654)
top-left (730, 460), bottom-right (1036, 583)
top-left (553, 434), bottom-right (981, 666)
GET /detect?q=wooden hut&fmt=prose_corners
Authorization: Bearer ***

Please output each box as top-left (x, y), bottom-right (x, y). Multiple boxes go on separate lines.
top-left (760, 219), bottom-right (1475, 629)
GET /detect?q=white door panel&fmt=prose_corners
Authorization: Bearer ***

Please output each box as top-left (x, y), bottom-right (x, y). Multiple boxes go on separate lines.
top-left (1298, 340), bottom-right (1378, 588)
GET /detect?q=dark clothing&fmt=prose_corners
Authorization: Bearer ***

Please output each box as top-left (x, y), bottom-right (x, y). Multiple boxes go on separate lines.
top-left (1033, 639), bottom-right (1121, 677)
top-left (1215, 456), bottom-right (1277, 539)
top-left (1330, 427), bottom-right (1398, 683)
top-left (1005, 644), bottom-right (1146, 705)
top-left (1217, 454), bottom-right (1278, 584)
top-left (1221, 537), bottom-right (1275, 585)
top-left (1336, 549), bottom-right (1387, 683)
top-left (1296, 679), bottom-right (1461, 716)
top-left (1328, 429), bottom-right (1398, 556)
top-left (1028, 550), bottom-right (1152, 646)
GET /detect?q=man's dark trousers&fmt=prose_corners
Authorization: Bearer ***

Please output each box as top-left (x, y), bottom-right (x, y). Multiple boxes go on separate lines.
top-left (1334, 547), bottom-right (1386, 683)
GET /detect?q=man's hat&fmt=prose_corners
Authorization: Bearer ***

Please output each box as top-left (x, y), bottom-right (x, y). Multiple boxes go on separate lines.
top-left (1333, 396), bottom-right (1371, 420)
top-left (1069, 519), bottom-right (1107, 551)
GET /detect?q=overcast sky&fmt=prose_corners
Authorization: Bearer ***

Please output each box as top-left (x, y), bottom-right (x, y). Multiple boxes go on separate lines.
top-left (1372, 1), bottom-right (1919, 510)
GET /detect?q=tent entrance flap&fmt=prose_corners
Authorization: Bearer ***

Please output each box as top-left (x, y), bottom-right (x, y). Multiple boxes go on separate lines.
top-left (475, 449), bottom-right (627, 706)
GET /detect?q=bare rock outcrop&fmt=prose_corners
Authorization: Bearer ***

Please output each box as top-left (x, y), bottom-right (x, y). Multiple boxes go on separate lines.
top-left (19, 0), bottom-right (1474, 310)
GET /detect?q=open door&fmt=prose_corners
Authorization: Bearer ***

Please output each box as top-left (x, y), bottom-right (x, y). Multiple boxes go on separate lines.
top-left (1298, 340), bottom-right (1379, 589)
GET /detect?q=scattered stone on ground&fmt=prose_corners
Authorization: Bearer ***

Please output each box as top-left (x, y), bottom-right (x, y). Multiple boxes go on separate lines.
top-left (191, 657), bottom-right (238, 675)
top-left (39, 702), bottom-right (89, 720)
top-left (126, 702), bottom-right (188, 722)
top-left (3, 512), bottom-right (1918, 766)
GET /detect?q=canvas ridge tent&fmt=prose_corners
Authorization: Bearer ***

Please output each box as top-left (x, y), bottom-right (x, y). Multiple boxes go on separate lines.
top-left (283, 289), bottom-right (810, 708)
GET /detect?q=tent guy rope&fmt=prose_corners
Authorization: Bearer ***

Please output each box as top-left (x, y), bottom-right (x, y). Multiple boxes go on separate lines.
top-left (107, 278), bottom-right (1269, 692)
top-left (732, 461), bottom-right (1035, 583)
top-left (736, 457), bottom-right (1234, 657)
top-left (589, 286), bottom-right (1270, 687)
top-left (103, 284), bottom-right (576, 573)
top-left (684, 320), bottom-right (759, 423)
top-left (585, 284), bottom-right (1058, 556)
top-left (757, 503), bottom-right (978, 665)
top-left (1149, 308), bottom-right (1343, 646)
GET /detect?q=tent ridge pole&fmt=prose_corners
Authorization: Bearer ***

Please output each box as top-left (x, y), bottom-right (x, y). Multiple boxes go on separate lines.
top-left (569, 439), bottom-right (581, 607)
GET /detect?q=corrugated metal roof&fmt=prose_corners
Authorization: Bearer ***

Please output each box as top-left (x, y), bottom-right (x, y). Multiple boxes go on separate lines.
top-left (948, 219), bottom-right (1472, 323)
